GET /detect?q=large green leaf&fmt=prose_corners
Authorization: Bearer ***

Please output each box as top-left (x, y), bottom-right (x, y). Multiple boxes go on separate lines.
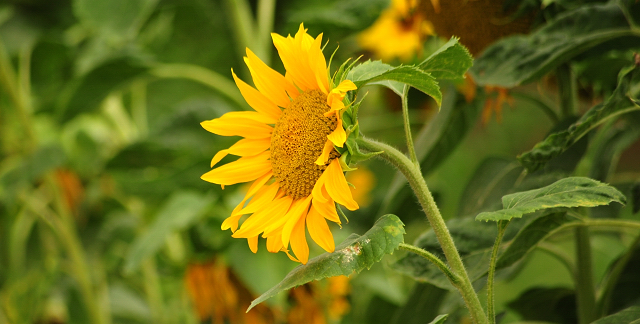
top-left (470, 2), bottom-right (636, 87)
top-left (519, 65), bottom-right (640, 172)
top-left (248, 214), bottom-right (405, 310)
top-left (476, 177), bottom-right (626, 222)
top-left (419, 37), bottom-right (473, 81)
top-left (348, 60), bottom-right (442, 106)
top-left (124, 191), bottom-right (214, 273)
top-left (591, 306), bottom-right (640, 324)
top-left (457, 157), bottom-right (523, 217)
top-left (495, 212), bottom-right (576, 270)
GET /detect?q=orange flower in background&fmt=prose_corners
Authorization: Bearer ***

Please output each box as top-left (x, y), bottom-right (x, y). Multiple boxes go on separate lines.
top-left (185, 260), bottom-right (275, 324)
top-left (201, 23), bottom-right (359, 264)
top-left (458, 74), bottom-right (514, 124)
top-left (288, 275), bottom-right (351, 324)
top-left (358, 0), bottom-right (434, 61)
top-left (54, 169), bottom-right (84, 215)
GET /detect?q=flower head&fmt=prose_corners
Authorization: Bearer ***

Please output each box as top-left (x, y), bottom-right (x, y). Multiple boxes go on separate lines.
top-left (201, 24), bottom-right (359, 264)
top-left (358, 0), bottom-right (434, 62)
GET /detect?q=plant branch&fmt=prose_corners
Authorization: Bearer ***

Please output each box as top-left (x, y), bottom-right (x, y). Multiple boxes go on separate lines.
top-left (399, 243), bottom-right (460, 285)
top-left (357, 137), bottom-right (488, 324)
top-left (256, 0), bottom-right (276, 64)
top-left (401, 85), bottom-right (419, 165)
top-left (487, 220), bottom-right (509, 324)
top-left (575, 226), bottom-right (597, 324)
top-left (556, 63), bottom-right (577, 118)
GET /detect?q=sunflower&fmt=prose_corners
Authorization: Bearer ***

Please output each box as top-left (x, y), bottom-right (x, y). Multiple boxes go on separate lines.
top-left (201, 24), bottom-right (359, 264)
top-left (358, 0), bottom-right (434, 62)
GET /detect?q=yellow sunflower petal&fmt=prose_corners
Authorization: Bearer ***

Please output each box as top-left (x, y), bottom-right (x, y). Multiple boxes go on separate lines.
top-left (311, 196), bottom-right (341, 224)
top-left (266, 229), bottom-right (284, 253)
top-left (201, 117), bottom-right (272, 139)
top-left (314, 139), bottom-right (334, 165)
top-left (221, 214), bottom-right (243, 232)
top-left (290, 214), bottom-right (310, 264)
top-left (236, 181), bottom-right (280, 216)
top-left (272, 33), bottom-right (315, 92)
top-left (307, 206), bottom-right (335, 253)
top-left (312, 173), bottom-right (329, 203)
top-left (244, 48), bottom-right (298, 108)
top-left (231, 69), bottom-right (282, 120)
top-left (281, 195), bottom-right (312, 248)
top-left (220, 111), bottom-right (277, 125)
top-left (248, 236), bottom-right (259, 253)
top-left (211, 138), bottom-right (271, 168)
top-left (310, 33), bottom-right (330, 93)
top-left (233, 196), bottom-right (293, 238)
top-left (324, 159), bottom-right (359, 211)
top-left (201, 152), bottom-right (271, 186)
top-left (327, 115), bottom-right (346, 147)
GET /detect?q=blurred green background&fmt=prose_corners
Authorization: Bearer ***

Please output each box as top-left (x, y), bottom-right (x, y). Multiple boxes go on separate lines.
top-left (1, 0), bottom-right (639, 323)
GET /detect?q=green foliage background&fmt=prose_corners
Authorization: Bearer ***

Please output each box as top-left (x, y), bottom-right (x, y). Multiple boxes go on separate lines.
top-left (1, 0), bottom-right (639, 323)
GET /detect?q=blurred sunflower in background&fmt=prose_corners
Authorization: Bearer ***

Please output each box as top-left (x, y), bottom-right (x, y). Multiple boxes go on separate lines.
top-left (358, 0), bottom-right (434, 62)
top-left (201, 24), bottom-right (359, 264)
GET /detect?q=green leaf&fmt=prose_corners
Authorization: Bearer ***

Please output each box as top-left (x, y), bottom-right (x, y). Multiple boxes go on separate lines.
top-left (419, 37), bottom-right (473, 80)
top-left (518, 65), bottom-right (640, 172)
top-left (470, 3), bottom-right (636, 87)
top-left (124, 191), bottom-right (214, 273)
top-left (390, 283), bottom-right (448, 324)
top-left (476, 177), bottom-right (626, 222)
top-left (348, 60), bottom-right (442, 106)
top-left (0, 145), bottom-right (66, 201)
top-left (495, 212), bottom-right (576, 270)
top-left (428, 314), bottom-right (449, 324)
top-left (248, 214), bottom-right (405, 311)
top-left (73, 0), bottom-right (159, 39)
top-left (457, 157), bottom-right (523, 217)
top-left (591, 306), bottom-right (640, 324)
top-left (507, 287), bottom-right (577, 323)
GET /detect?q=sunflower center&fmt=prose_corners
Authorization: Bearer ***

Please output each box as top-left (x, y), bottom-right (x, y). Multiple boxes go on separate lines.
top-left (270, 89), bottom-right (340, 199)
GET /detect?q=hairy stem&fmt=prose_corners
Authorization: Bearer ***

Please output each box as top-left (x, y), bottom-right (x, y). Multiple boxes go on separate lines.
top-left (401, 85), bottom-right (419, 165)
top-left (399, 243), bottom-right (460, 285)
top-left (358, 137), bottom-right (488, 324)
top-left (487, 220), bottom-right (509, 324)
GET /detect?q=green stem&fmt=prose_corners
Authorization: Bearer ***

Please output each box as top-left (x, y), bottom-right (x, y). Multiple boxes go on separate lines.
top-left (556, 63), bottom-right (577, 118)
top-left (487, 220), bottom-right (509, 324)
top-left (150, 63), bottom-right (245, 108)
top-left (511, 92), bottom-right (559, 124)
top-left (401, 85), bottom-right (419, 165)
top-left (357, 137), bottom-right (488, 324)
top-left (224, 0), bottom-right (255, 60)
top-left (399, 243), bottom-right (460, 285)
top-left (256, 0), bottom-right (276, 64)
top-left (575, 226), bottom-right (596, 324)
